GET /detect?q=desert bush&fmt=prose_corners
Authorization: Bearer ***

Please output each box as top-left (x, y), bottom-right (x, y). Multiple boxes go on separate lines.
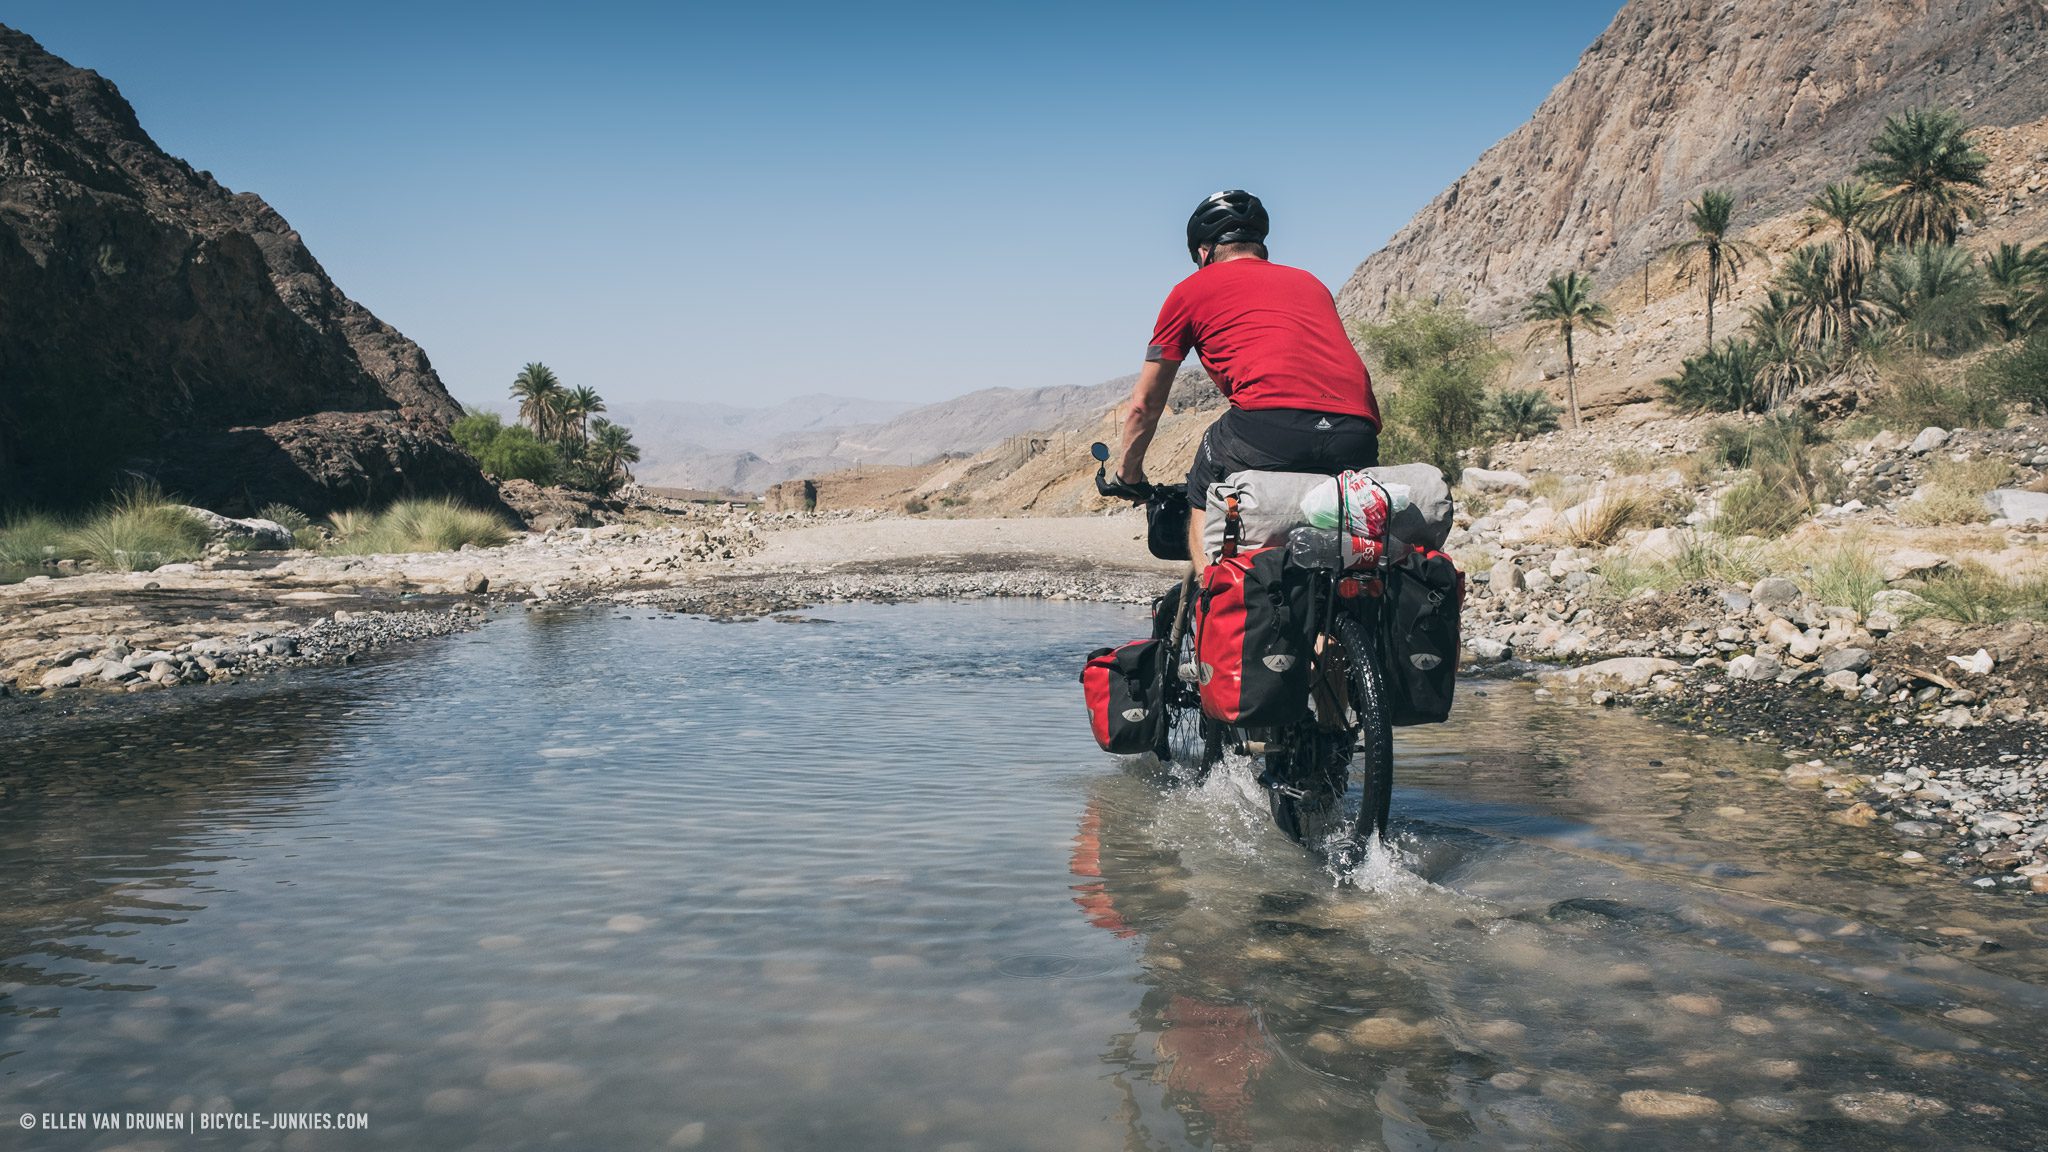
top-left (903, 496), bottom-right (930, 514)
top-left (324, 499), bottom-right (512, 555)
top-left (0, 511), bottom-right (70, 566)
top-left (1661, 340), bottom-right (1766, 413)
top-left (1907, 560), bottom-right (2048, 625)
top-left (1666, 531), bottom-right (1768, 586)
top-left (1864, 354), bottom-right (2004, 431)
top-left (1796, 537), bottom-right (1886, 614)
top-left (1899, 456), bottom-right (2015, 527)
top-left (1975, 331), bottom-right (2048, 412)
top-left (1560, 490), bottom-right (1660, 548)
top-left (1487, 388), bottom-right (1561, 440)
top-left (259, 503), bottom-right (312, 531)
top-left (1592, 553), bottom-right (1660, 599)
top-left (1355, 298), bottom-right (1506, 474)
top-left (1715, 474), bottom-right (1810, 537)
top-left (62, 485), bottom-right (210, 571)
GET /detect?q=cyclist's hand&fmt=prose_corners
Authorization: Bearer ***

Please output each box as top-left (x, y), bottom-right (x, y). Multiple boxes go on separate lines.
top-left (1116, 469), bottom-right (1148, 487)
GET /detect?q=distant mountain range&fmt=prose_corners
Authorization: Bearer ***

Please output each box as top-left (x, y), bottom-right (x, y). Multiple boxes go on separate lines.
top-left (467, 376), bottom-right (1144, 492)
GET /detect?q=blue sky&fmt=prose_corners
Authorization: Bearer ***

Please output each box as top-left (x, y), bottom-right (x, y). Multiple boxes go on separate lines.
top-left (9, 1), bottom-right (1623, 406)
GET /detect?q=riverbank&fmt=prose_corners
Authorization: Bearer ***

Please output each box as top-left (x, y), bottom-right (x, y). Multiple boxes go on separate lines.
top-left (3, 499), bottom-right (2045, 893)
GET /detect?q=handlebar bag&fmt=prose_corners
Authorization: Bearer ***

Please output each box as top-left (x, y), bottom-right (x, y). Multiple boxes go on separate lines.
top-left (1384, 547), bottom-right (1465, 725)
top-left (1081, 639), bottom-right (1166, 754)
top-left (1197, 547), bottom-right (1312, 727)
top-left (1146, 489), bottom-right (1192, 562)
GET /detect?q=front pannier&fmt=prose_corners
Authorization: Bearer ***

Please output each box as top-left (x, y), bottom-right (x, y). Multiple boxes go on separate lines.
top-left (1196, 547), bottom-right (1313, 727)
top-left (1383, 547), bottom-right (1464, 725)
top-left (1082, 640), bottom-right (1167, 754)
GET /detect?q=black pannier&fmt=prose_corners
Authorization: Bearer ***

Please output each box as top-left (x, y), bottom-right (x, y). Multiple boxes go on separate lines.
top-left (1383, 547), bottom-right (1463, 725)
top-left (1146, 489), bottom-right (1191, 562)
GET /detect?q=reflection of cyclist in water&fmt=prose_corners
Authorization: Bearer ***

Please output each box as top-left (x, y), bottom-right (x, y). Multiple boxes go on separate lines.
top-left (1070, 796), bottom-right (1271, 1146)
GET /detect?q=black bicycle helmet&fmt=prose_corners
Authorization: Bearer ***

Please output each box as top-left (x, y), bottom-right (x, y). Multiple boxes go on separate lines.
top-left (1186, 189), bottom-right (1269, 265)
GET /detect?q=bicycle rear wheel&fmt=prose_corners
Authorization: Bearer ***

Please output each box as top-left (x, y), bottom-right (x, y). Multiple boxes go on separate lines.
top-left (1266, 610), bottom-right (1394, 857)
top-left (1153, 576), bottom-right (1221, 776)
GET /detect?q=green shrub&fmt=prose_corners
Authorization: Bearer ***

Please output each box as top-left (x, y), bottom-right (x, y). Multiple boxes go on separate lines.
top-left (325, 498), bottom-right (514, 555)
top-left (1487, 388), bottom-right (1561, 440)
top-left (1662, 340), bottom-right (1767, 413)
top-left (452, 409), bottom-right (561, 484)
top-left (1865, 354), bottom-right (2005, 430)
top-left (1899, 456), bottom-right (2014, 527)
top-left (1666, 531), bottom-right (1767, 586)
top-left (63, 485), bottom-right (211, 571)
top-left (1715, 474), bottom-right (1809, 537)
top-left (1975, 331), bottom-right (2048, 411)
top-left (0, 511), bottom-right (70, 566)
top-left (258, 503), bottom-right (313, 532)
top-left (1798, 537), bottom-right (1886, 614)
top-left (1355, 298), bottom-right (1506, 474)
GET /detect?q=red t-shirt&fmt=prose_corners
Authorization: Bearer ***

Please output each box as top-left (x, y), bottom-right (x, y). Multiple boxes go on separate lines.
top-left (1147, 258), bottom-right (1379, 426)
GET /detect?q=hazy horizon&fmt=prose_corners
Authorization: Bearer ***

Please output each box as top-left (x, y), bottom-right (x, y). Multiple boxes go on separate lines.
top-left (11, 1), bottom-right (1623, 409)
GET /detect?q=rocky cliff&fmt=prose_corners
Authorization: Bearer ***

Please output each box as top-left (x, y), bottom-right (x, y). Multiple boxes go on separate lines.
top-left (0, 25), bottom-right (497, 514)
top-left (1338, 0), bottom-right (2048, 326)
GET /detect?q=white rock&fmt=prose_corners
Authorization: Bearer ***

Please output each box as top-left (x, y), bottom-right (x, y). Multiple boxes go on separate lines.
top-left (1881, 549), bottom-right (1949, 583)
top-left (1946, 648), bottom-right (1994, 676)
top-left (1985, 488), bottom-right (2048, 523)
top-left (1908, 427), bottom-right (1949, 454)
top-left (1488, 561), bottom-right (1525, 593)
top-left (1460, 467), bottom-right (1530, 493)
top-left (1540, 657), bottom-right (1680, 690)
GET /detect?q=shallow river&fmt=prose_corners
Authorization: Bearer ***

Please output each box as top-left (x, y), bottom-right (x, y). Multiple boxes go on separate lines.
top-left (0, 601), bottom-right (2043, 1151)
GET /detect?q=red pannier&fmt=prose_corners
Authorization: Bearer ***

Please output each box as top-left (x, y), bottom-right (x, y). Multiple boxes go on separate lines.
top-left (1196, 547), bottom-right (1313, 727)
top-left (1081, 639), bottom-right (1166, 754)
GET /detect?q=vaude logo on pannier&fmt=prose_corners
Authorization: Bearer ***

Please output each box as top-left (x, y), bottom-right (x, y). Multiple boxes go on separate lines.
top-left (1261, 654), bottom-right (1296, 672)
top-left (1121, 708), bottom-right (1149, 723)
top-left (1409, 653), bottom-right (1443, 671)
top-left (1197, 663), bottom-right (1215, 685)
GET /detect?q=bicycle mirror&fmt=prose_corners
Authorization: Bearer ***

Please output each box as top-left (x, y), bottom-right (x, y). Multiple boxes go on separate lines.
top-left (1090, 442), bottom-right (1110, 462)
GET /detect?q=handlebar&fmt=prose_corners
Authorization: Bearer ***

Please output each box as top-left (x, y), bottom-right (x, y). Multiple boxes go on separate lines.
top-left (1091, 442), bottom-right (1172, 504)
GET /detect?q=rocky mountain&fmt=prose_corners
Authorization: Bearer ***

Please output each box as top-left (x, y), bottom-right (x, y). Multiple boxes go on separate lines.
top-left (0, 25), bottom-right (497, 514)
top-left (1338, 0), bottom-right (2048, 327)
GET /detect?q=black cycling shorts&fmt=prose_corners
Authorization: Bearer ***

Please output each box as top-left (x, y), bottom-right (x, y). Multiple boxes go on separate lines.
top-left (1185, 407), bottom-right (1380, 505)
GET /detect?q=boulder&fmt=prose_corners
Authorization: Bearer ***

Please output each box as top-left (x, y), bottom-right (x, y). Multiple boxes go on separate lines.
top-left (1820, 647), bottom-right (1872, 675)
top-left (1460, 467), bottom-right (1530, 493)
top-left (173, 506), bottom-right (293, 550)
top-left (1823, 669), bottom-right (1862, 694)
top-left (1908, 426), bottom-right (1949, 454)
top-left (1488, 561), bottom-right (1525, 593)
top-left (1466, 637), bottom-right (1512, 663)
top-left (1985, 489), bottom-right (2048, 524)
top-left (1626, 526), bottom-right (1683, 565)
top-left (1881, 549), bottom-right (1949, 583)
top-left (1750, 576), bottom-right (1801, 612)
top-left (1539, 657), bottom-right (1680, 690)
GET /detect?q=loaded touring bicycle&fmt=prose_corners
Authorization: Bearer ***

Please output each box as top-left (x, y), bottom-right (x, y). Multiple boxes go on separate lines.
top-left (1081, 443), bottom-right (1464, 865)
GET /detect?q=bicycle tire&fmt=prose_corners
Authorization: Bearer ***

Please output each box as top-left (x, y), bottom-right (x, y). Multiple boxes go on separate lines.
top-left (1266, 610), bottom-right (1394, 856)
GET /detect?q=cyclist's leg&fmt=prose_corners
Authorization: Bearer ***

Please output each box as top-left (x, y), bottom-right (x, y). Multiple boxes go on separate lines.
top-left (1183, 414), bottom-right (1235, 572)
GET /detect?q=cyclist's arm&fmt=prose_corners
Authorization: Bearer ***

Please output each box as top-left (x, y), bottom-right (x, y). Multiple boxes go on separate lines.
top-left (1114, 359), bottom-right (1177, 485)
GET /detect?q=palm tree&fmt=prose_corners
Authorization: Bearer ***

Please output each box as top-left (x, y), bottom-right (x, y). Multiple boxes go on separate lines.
top-left (1872, 243), bottom-right (1990, 353)
top-left (1744, 294), bottom-right (1823, 410)
top-left (1666, 189), bottom-right (1762, 345)
top-left (1775, 246), bottom-right (1842, 349)
top-left (1522, 272), bottom-right (1612, 429)
top-left (510, 362), bottom-right (567, 440)
top-left (560, 385), bottom-right (607, 441)
top-left (1858, 108), bottom-right (1989, 247)
top-left (587, 418), bottom-right (641, 492)
top-left (1983, 242), bottom-right (2047, 340)
top-left (1805, 180), bottom-right (1882, 330)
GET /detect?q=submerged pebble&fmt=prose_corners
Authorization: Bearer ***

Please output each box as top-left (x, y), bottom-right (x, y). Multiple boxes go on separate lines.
top-left (1619, 1089), bottom-right (1722, 1119)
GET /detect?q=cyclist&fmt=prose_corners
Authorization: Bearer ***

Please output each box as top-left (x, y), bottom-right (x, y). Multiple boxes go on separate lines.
top-left (1110, 190), bottom-right (1382, 569)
